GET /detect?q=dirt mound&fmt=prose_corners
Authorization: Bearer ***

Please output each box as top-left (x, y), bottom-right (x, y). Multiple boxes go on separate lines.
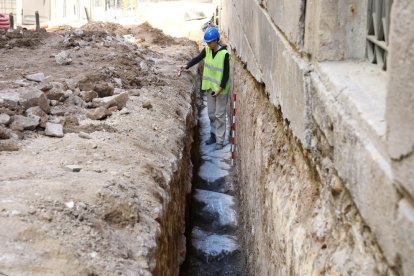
top-left (81, 21), bottom-right (128, 35)
top-left (0, 28), bottom-right (48, 49)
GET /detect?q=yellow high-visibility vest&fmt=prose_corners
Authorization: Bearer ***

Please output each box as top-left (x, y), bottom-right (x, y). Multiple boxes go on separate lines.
top-left (202, 47), bottom-right (230, 95)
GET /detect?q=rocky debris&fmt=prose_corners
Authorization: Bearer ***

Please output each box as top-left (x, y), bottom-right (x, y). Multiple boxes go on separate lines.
top-left (13, 79), bottom-right (31, 87)
top-left (87, 106), bottom-right (112, 120)
top-left (64, 165), bottom-right (82, 172)
top-left (78, 132), bottom-right (92, 139)
top-left (142, 101), bottom-right (152, 109)
top-left (25, 72), bottom-right (45, 82)
top-left (55, 51), bottom-right (73, 65)
top-left (92, 92), bottom-right (128, 110)
top-left (41, 82), bottom-right (66, 101)
top-left (120, 107), bottom-right (130, 115)
top-left (0, 91), bottom-right (20, 108)
top-left (65, 79), bottom-right (77, 90)
top-left (25, 106), bottom-right (48, 128)
top-left (0, 113), bottom-right (10, 124)
top-left (45, 122), bottom-right (64, 137)
top-left (94, 82), bottom-right (114, 98)
top-left (78, 75), bottom-right (114, 98)
top-left (0, 125), bottom-right (11, 139)
top-left (18, 88), bottom-right (50, 113)
top-left (65, 95), bottom-right (85, 107)
top-left (10, 115), bottom-right (39, 130)
top-left (0, 139), bottom-right (19, 151)
top-left (80, 90), bottom-right (98, 102)
top-left (113, 78), bottom-right (122, 88)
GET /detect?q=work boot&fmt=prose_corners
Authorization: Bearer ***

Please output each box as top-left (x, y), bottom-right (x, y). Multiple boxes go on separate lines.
top-left (215, 143), bottom-right (223, 150)
top-left (205, 133), bottom-right (216, 145)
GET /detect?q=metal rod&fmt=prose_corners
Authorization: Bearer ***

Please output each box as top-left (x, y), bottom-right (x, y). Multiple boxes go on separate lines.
top-left (35, 11), bottom-right (40, 31)
top-left (84, 7), bottom-right (90, 22)
top-left (8, 13), bottom-right (14, 30)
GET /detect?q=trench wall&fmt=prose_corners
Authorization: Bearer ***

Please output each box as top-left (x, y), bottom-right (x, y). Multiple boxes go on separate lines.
top-left (220, 0), bottom-right (414, 274)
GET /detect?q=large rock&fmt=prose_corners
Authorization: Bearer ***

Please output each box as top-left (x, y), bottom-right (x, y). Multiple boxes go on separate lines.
top-left (80, 90), bottom-right (98, 102)
top-left (0, 139), bottom-right (19, 151)
top-left (45, 122), bottom-right (64, 137)
top-left (25, 106), bottom-right (48, 128)
top-left (25, 72), bottom-right (45, 82)
top-left (0, 91), bottom-right (20, 108)
top-left (91, 92), bottom-right (128, 110)
top-left (42, 82), bottom-right (66, 101)
top-left (0, 125), bottom-right (11, 139)
top-left (0, 113), bottom-right (11, 125)
top-left (10, 115), bottom-right (39, 130)
top-left (18, 88), bottom-right (50, 114)
top-left (87, 106), bottom-right (112, 120)
top-left (55, 51), bottom-right (72, 65)
top-left (94, 82), bottom-right (114, 98)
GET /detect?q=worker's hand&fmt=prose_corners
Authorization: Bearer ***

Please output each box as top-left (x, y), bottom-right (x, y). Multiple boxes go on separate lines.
top-left (177, 65), bottom-right (186, 77)
top-left (212, 88), bottom-right (223, 97)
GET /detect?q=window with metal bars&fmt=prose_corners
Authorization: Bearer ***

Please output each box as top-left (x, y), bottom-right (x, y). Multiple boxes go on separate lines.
top-left (367, 0), bottom-right (393, 70)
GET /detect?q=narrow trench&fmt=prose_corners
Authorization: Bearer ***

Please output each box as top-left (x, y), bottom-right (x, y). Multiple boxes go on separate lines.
top-left (180, 94), bottom-right (243, 276)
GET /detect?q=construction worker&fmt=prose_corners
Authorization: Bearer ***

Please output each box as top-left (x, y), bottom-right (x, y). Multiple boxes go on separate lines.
top-left (178, 27), bottom-right (230, 150)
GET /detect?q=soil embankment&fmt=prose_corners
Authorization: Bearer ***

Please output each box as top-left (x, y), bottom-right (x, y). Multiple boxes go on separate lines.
top-left (0, 23), bottom-right (199, 275)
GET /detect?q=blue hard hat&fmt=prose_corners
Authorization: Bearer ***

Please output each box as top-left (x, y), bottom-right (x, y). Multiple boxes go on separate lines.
top-left (203, 27), bottom-right (220, 43)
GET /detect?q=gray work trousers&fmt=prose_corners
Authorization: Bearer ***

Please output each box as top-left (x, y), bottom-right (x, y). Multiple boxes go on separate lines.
top-left (206, 90), bottom-right (228, 144)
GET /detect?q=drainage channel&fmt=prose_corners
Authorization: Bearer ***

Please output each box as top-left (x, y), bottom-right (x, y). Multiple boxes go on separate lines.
top-left (180, 96), bottom-right (243, 276)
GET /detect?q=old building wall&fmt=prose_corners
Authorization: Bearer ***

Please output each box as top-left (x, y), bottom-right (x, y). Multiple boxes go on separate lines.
top-left (221, 0), bottom-right (414, 274)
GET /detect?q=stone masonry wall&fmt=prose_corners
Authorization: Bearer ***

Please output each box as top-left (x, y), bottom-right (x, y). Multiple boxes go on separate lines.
top-left (221, 0), bottom-right (414, 274)
top-left (232, 55), bottom-right (391, 276)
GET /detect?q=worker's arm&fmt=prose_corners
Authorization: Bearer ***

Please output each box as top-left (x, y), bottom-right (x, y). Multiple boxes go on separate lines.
top-left (177, 48), bottom-right (206, 76)
top-left (185, 48), bottom-right (206, 69)
top-left (213, 52), bottom-right (230, 96)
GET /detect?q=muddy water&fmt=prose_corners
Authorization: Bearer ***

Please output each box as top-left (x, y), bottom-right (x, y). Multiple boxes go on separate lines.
top-left (181, 96), bottom-right (243, 275)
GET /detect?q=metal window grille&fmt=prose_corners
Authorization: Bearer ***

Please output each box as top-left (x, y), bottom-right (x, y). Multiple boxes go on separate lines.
top-left (367, 0), bottom-right (393, 70)
top-left (0, 0), bottom-right (16, 16)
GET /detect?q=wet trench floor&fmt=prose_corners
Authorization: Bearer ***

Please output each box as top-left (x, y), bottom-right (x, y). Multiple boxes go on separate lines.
top-left (180, 97), bottom-right (243, 276)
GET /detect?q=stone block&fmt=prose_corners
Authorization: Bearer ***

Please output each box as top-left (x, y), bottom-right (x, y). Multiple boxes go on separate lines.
top-left (310, 72), bottom-right (398, 265)
top-left (87, 106), bottom-right (112, 120)
top-left (0, 91), bottom-right (20, 108)
top-left (25, 72), bottom-right (45, 82)
top-left (94, 82), bottom-right (114, 98)
top-left (395, 199), bottom-right (414, 276)
top-left (80, 90), bottom-right (98, 103)
top-left (91, 92), bottom-right (128, 110)
top-left (304, 0), bottom-right (368, 61)
top-left (223, 0), bottom-right (310, 145)
top-left (222, 0), bottom-right (263, 82)
top-left (25, 106), bottom-right (48, 128)
top-left (0, 113), bottom-right (10, 125)
top-left (18, 88), bottom-right (50, 114)
top-left (266, 0), bottom-right (305, 48)
top-left (10, 115), bottom-right (39, 130)
top-left (393, 153), bottom-right (414, 200)
top-left (45, 122), bottom-right (64, 138)
top-left (387, 0), bottom-right (414, 199)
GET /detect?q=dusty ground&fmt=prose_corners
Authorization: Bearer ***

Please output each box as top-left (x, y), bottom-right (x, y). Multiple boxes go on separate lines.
top-left (0, 22), bottom-right (199, 275)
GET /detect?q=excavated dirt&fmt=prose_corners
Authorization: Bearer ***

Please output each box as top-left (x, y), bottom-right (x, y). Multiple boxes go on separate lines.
top-left (0, 22), bottom-right (199, 275)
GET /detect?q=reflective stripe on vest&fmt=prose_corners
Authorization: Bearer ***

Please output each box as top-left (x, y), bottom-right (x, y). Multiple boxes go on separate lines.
top-left (201, 47), bottom-right (230, 95)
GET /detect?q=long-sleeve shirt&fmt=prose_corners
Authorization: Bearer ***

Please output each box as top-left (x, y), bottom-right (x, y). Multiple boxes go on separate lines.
top-left (186, 45), bottom-right (230, 90)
